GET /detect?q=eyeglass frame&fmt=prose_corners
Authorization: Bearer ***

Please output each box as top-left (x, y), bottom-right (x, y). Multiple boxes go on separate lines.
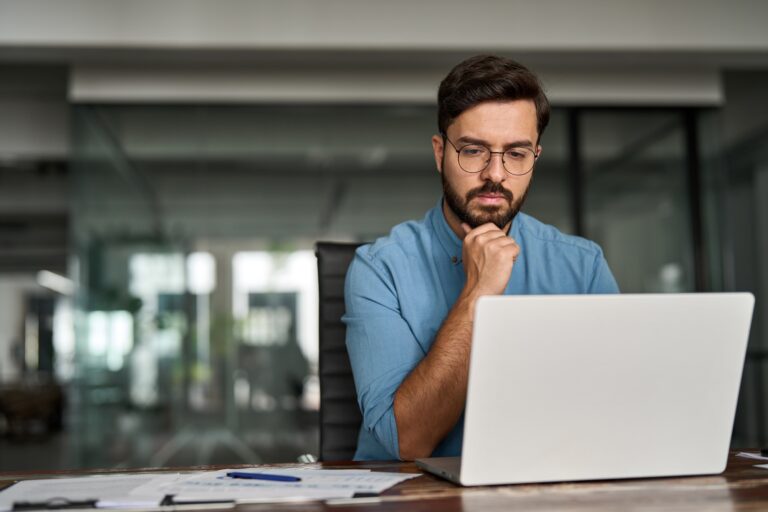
top-left (441, 132), bottom-right (540, 176)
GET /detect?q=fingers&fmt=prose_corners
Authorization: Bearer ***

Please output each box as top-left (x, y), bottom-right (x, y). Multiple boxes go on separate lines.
top-left (462, 222), bottom-right (503, 243)
top-left (462, 223), bottom-right (520, 263)
top-left (473, 229), bottom-right (509, 245)
top-left (488, 237), bottom-right (520, 259)
top-left (464, 224), bottom-right (515, 246)
top-left (505, 239), bottom-right (521, 262)
top-left (460, 224), bottom-right (521, 296)
top-left (467, 232), bottom-right (519, 259)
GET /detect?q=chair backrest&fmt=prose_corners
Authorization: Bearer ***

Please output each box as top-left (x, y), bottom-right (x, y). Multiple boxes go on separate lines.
top-left (315, 241), bottom-right (364, 461)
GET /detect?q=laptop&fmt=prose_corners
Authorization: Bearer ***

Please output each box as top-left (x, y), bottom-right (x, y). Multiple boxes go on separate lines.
top-left (416, 293), bottom-right (755, 486)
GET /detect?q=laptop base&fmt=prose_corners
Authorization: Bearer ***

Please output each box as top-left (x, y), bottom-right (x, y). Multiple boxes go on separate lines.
top-left (415, 456), bottom-right (462, 485)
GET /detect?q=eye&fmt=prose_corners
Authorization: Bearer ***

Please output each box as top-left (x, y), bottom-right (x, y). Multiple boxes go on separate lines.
top-left (460, 145), bottom-right (487, 157)
top-left (505, 149), bottom-right (528, 160)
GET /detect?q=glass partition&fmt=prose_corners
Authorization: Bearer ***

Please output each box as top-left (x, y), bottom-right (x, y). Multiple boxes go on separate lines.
top-left (69, 104), bottom-right (444, 467)
top-left (717, 121), bottom-right (768, 447)
top-left (581, 111), bottom-right (695, 293)
top-left (44, 103), bottom-right (722, 470)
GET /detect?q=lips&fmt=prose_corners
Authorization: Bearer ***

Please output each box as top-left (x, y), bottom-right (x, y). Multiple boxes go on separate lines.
top-left (474, 194), bottom-right (508, 208)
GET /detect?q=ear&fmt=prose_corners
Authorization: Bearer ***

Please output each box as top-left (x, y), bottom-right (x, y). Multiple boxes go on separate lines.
top-left (535, 144), bottom-right (543, 160)
top-left (431, 134), bottom-right (444, 174)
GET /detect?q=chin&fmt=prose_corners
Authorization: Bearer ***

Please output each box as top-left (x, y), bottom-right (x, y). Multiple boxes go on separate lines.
top-left (465, 204), bottom-right (519, 230)
top-left (471, 206), bottom-right (506, 220)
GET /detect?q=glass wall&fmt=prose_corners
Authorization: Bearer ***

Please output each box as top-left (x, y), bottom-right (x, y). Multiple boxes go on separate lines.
top-left (17, 102), bottom-right (747, 470)
top-left (581, 110), bottom-right (695, 293)
top-left (523, 109), bottom-right (574, 234)
top-left (63, 104), bottom-right (581, 468)
top-left (68, 104), bottom-right (440, 468)
top-left (718, 122), bottom-right (768, 446)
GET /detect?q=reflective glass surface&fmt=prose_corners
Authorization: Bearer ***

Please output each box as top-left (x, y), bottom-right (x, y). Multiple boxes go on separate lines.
top-left (581, 111), bottom-right (695, 293)
top-left (7, 103), bottom-right (755, 471)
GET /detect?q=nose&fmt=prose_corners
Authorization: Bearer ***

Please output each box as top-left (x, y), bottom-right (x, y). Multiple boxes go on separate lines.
top-left (480, 153), bottom-right (506, 183)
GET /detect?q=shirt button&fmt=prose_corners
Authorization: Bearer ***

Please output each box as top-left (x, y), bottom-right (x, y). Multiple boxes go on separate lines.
top-left (451, 256), bottom-right (458, 264)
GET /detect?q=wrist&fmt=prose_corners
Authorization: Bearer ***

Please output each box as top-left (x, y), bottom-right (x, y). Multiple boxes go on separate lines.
top-left (457, 287), bottom-right (484, 317)
top-left (461, 281), bottom-right (499, 300)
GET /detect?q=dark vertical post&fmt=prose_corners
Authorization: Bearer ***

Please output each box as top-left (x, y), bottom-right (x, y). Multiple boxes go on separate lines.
top-left (567, 108), bottom-right (585, 237)
top-left (683, 109), bottom-right (708, 292)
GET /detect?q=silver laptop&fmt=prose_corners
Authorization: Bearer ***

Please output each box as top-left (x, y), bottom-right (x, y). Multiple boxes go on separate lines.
top-left (416, 293), bottom-right (755, 486)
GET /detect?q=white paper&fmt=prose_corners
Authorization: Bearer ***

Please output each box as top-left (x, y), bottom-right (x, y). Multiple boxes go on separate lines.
top-left (296, 468), bottom-right (418, 492)
top-left (173, 487), bottom-right (353, 503)
top-left (0, 468), bottom-right (421, 508)
top-left (196, 468), bottom-right (418, 493)
top-left (141, 468), bottom-right (420, 503)
top-left (0, 473), bottom-right (185, 509)
top-left (736, 451), bottom-right (768, 461)
top-left (96, 500), bottom-right (163, 509)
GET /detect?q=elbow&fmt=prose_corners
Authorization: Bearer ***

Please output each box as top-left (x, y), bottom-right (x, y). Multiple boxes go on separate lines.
top-left (397, 431), bottom-right (435, 461)
top-left (393, 386), bottom-right (440, 461)
top-left (393, 392), bottom-right (437, 461)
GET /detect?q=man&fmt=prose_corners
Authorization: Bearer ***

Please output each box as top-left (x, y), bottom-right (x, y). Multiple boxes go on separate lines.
top-left (343, 55), bottom-right (619, 461)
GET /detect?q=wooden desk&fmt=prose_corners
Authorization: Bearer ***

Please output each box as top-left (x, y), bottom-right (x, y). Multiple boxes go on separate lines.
top-left (1, 451), bottom-right (767, 511)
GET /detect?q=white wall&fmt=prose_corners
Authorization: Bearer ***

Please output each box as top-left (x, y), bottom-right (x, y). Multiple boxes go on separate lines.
top-left (1, 0), bottom-right (767, 51)
top-left (6, 0), bottom-right (766, 106)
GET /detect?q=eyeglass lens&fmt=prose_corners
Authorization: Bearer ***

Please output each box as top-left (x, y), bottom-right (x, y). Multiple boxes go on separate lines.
top-left (458, 145), bottom-right (535, 175)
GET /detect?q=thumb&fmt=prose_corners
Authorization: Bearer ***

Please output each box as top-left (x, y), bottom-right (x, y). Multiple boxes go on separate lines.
top-left (461, 222), bottom-right (472, 235)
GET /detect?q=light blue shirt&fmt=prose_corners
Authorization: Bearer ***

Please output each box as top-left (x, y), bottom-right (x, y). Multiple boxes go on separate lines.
top-left (343, 198), bottom-right (619, 460)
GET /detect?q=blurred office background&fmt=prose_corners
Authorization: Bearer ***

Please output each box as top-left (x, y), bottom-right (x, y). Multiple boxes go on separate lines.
top-left (1, 0), bottom-right (767, 470)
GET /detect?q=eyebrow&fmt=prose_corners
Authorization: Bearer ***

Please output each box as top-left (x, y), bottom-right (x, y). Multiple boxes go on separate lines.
top-left (455, 136), bottom-right (535, 150)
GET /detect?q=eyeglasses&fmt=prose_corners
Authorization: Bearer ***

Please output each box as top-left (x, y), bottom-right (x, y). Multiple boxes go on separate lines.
top-left (442, 134), bottom-right (538, 176)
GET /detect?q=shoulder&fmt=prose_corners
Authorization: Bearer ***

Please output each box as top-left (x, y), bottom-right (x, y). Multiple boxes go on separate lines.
top-left (356, 215), bottom-right (431, 270)
top-left (515, 213), bottom-right (619, 293)
top-left (346, 215), bottom-right (432, 299)
top-left (516, 213), bottom-right (604, 259)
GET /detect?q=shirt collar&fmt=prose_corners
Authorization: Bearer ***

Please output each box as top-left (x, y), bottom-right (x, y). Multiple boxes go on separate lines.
top-left (430, 197), bottom-right (523, 266)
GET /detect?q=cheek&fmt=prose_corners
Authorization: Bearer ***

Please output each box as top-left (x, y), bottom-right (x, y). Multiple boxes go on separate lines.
top-left (450, 175), bottom-right (477, 196)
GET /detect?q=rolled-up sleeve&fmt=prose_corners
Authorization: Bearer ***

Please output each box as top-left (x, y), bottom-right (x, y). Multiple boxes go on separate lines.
top-left (342, 248), bottom-right (426, 460)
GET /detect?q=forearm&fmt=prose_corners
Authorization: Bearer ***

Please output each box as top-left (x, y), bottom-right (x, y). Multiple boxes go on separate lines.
top-left (393, 222), bottom-right (520, 460)
top-left (394, 291), bottom-right (478, 460)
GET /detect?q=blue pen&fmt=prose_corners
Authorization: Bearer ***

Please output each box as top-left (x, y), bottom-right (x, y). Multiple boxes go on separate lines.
top-left (226, 471), bottom-right (302, 482)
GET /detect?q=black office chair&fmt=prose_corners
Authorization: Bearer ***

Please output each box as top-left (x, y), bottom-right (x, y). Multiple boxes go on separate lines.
top-left (315, 242), bottom-right (364, 461)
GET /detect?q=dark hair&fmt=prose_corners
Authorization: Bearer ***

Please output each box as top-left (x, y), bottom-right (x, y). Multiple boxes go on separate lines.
top-left (437, 55), bottom-right (551, 141)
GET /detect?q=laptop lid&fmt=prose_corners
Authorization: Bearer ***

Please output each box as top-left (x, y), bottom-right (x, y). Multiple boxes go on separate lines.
top-left (458, 293), bottom-right (754, 486)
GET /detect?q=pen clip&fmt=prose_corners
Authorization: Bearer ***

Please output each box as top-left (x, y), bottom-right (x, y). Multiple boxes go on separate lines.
top-left (13, 498), bottom-right (98, 510)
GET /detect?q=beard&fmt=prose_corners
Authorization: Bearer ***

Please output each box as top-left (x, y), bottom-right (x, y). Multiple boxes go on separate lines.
top-left (441, 171), bottom-right (529, 230)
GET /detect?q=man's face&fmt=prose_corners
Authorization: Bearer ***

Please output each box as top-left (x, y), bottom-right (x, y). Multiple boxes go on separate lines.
top-left (432, 100), bottom-right (541, 231)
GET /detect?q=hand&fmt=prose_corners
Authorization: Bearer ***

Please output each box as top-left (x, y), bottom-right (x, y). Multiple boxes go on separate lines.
top-left (460, 222), bottom-right (520, 298)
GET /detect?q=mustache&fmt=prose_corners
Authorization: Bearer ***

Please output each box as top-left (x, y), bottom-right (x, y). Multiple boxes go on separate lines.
top-left (466, 182), bottom-right (513, 202)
